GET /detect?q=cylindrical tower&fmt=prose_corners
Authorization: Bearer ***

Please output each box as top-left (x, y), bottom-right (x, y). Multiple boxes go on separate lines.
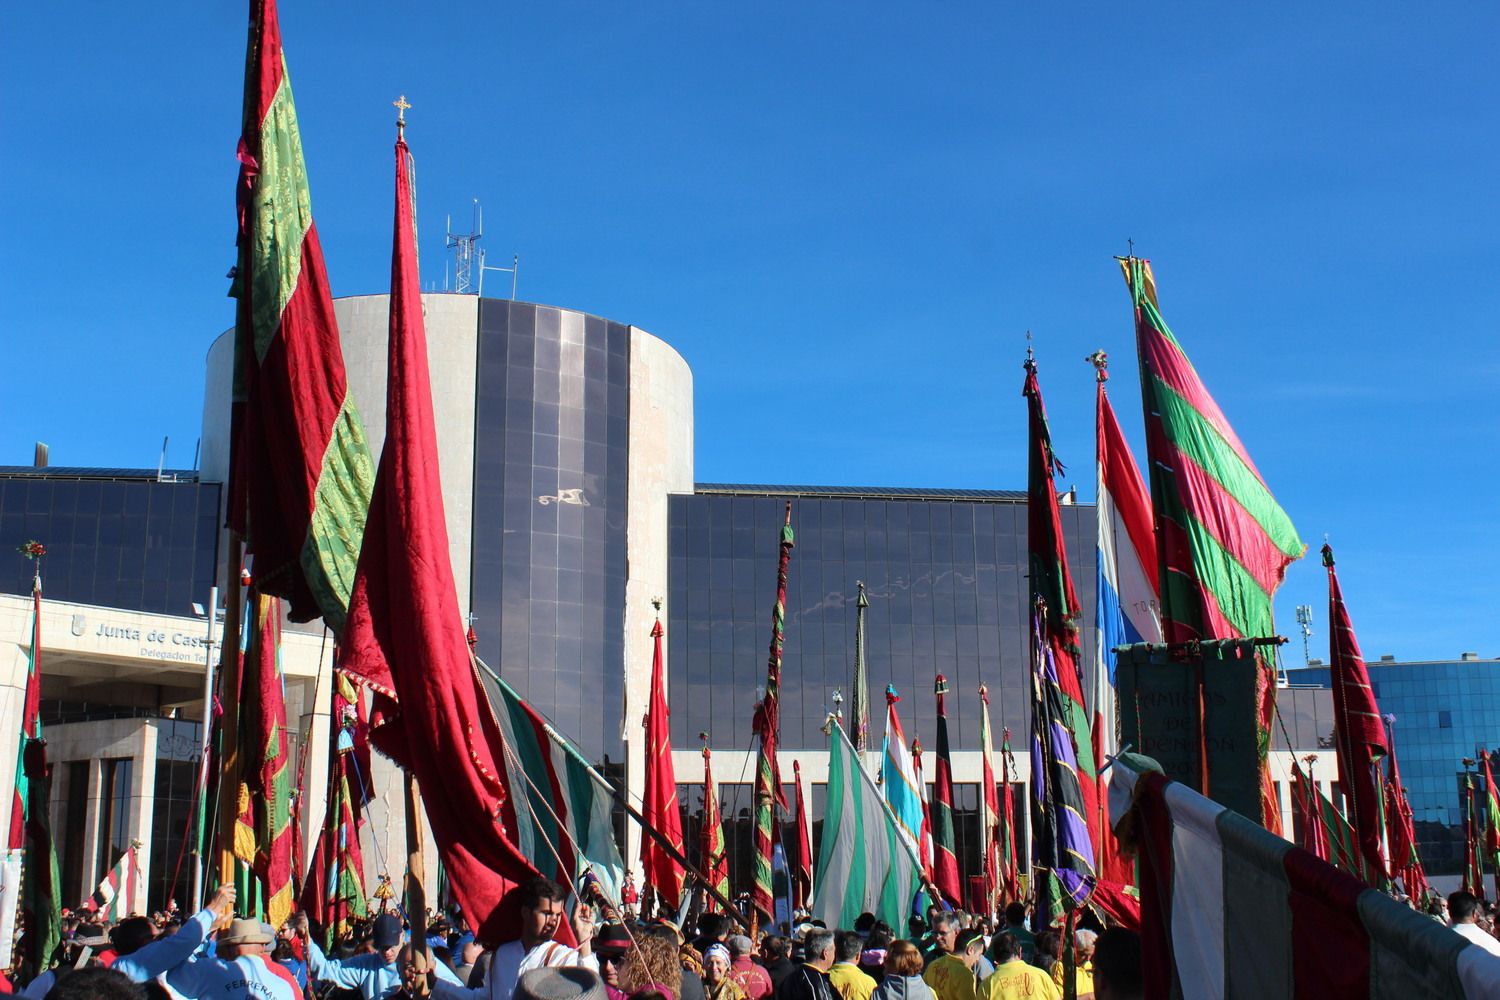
top-left (203, 293), bottom-right (693, 866)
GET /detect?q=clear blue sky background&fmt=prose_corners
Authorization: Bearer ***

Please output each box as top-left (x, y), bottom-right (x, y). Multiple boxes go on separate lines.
top-left (3, 3), bottom-right (1496, 660)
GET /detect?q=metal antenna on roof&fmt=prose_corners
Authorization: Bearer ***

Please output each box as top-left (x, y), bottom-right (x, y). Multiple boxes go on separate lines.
top-left (479, 248), bottom-right (519, 300)
top-left (446, 199), bottom-right (482, 294)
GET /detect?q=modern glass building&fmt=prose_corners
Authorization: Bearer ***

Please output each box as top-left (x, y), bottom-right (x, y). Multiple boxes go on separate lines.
top-left (0, 467), bottom-right (220, 616)
top-left (665, 484), bottom-right (1097, 898)
top-left (667, 485), bottom-right (1097, 752)
top-left (468, 299), bottom-right (633, 759)
top-left (197, 295), bottom-right (694, 766)
top-left (1286, 658), bottom-right (1500, 874)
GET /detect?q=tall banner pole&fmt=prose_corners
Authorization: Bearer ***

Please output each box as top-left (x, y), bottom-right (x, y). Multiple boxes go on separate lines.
top-left (404, 771), bottom-right (428, 959)
top-left (216, 538), bottom-right (246, 912)
top-left (191, 585), bottom-right (219, 910)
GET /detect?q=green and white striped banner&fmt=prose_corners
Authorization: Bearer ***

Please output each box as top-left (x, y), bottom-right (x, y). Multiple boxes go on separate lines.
top-left (812, 719), bottom-right (922, 930)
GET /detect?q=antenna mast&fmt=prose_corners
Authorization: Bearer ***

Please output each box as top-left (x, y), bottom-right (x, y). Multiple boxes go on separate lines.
top-left (1295, 604), bottom-right (1314, 666)
top-left (445, 199), bottom-right (482, 294)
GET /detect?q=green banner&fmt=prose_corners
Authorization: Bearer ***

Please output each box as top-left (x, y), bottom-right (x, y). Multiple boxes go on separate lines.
top-left (1115, 639), bottom-right (1268, 822)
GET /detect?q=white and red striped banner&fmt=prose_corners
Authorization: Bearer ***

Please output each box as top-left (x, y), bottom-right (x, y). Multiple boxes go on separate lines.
top-left (82, 843), bottom-right (141, 921)
top-left (1110, 758), bottom-right (1500, 998)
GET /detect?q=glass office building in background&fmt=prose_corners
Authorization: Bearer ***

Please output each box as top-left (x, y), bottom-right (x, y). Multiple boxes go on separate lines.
top-left (667, 483), bottom-right (1098, 891)
top-left (667, 485), bottom-right (1097, 751)
top-left (1287, 659), bottom-right (1500, 874)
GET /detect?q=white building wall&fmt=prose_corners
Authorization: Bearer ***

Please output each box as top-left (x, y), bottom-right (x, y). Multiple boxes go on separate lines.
top-left (623, 328), bottom-right (694, 869)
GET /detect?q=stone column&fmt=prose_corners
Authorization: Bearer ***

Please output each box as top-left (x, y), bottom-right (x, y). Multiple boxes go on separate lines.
top-left (131, 724), bottom-right (159, 913)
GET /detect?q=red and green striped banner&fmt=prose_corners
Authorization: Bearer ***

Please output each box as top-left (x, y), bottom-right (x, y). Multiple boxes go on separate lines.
top-left (701, 747), bottom-right (731, 911)
top-left (751, 502), bottom-right (794, 925)
top-left (1024, 352), bottom-right (1101, 917)
top-left (1484, 752), bottom-right (1500, 900)
top-left (230, 0), bottom-right (373, 633)
top-left (1120, 257), bottom-right (1305, 645)
top-left (299, 671), bottom-right (370, 949)
top-left (480, 666), bottom-right (627, 906)
top-left (239, 591), bottom-right (295, 928)
top-left (1382, 720), bottom-right (1429, 902)
top-left (792, 760), bottom-right (814, 911)
top-left (7, 554), bottom-right (61, 979)
top-left (978, 685), bottom-right (1001, 912)
top-left (1323, 543), bottom-right (1390, 887)
top-left (1121, 257), bottom-right (1305, 830)
top-left (930, 675), bottom-right (961, 905)
top-left (1293, 765), bottom-right (1382, 886)
top-left (999, 726), bottom-right (1020, 903)
top-left (1463, 771), bottom-right (1485, 898)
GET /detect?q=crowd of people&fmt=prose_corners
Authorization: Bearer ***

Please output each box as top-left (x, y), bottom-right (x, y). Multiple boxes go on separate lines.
top-left (9, 880), bottom-right (1500, 1000)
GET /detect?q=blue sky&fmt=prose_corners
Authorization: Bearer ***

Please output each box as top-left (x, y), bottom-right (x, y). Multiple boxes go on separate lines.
top-left (3, 2), bottom-right (1496, 660)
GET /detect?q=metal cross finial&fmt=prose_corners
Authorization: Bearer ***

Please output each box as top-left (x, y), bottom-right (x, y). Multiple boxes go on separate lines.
top-left (1126, 237), bottom-right (1135, 258)
top-left (394, 94), bottom-right (411, 138)
top-left (1025, 329), bottom-right (1034, 363)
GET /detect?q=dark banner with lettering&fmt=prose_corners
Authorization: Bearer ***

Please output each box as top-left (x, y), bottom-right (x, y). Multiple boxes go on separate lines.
top-left (1115, 639), bottom-right (1267, 823)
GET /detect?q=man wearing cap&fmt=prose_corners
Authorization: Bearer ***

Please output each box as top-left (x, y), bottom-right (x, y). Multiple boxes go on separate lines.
top-left (428, 877), bottom-right (597, 1000)
top-left (112, 885), bottom-right (303, 1000)
top-left (300, 911), bottom-right (463, 999)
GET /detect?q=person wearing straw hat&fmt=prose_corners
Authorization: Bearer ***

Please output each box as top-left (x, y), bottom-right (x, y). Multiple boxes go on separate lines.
top-left (112, 885), bottom-right (303, 1000)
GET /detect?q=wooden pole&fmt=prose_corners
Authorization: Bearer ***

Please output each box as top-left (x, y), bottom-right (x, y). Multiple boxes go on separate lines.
top-left (608, 786), bottom-right (750, 932)
top-left (215, 535), bottom-right (246, 909)
top-left (1062, 909), bottom-right (1078, 1000)
top-left (404, 770), bottom-right (428, 958)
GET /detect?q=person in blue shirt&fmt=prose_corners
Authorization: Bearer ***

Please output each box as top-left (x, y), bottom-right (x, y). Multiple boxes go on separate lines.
top-left (273, 935), bottom-right (310, 993)
top-left (300, 911), bottom-right (463, 1000)
top-left (112, 887), bottom-right (302, 1000)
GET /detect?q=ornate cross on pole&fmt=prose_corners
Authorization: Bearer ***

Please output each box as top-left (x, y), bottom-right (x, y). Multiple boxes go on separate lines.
top-left (393, 94), bottom-right (411, 138)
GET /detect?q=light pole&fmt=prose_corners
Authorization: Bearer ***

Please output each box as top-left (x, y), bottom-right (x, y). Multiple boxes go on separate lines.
top-left (189, 587), bottom-right (221, 910)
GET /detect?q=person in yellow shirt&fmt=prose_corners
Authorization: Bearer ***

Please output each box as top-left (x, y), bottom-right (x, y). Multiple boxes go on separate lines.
top-left (1047, 930), bottom-right (1094, 999)
top-left (828, 932), bottom-right (877, 1000)
top-left (922, 929), bottom-right (984, 1000)
top-left (978, 934), bottom-right (1059, 1000)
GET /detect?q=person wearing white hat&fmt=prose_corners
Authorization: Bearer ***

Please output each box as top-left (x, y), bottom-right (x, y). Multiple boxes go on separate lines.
top-left (112, 886), bottom-right (302, 1000)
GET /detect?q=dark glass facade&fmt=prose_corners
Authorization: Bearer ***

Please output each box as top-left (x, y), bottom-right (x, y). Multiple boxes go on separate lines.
top-left (667, 488), bottom-right (1098, 752)
top-left (0, 469), bottom-right (220, 615)
top-left (1287, 660), bottom-right (1500, 874)
top-left (674, 778), bottom-right (1020, 905)
top-left (469, 300), bottom-right (631, 761)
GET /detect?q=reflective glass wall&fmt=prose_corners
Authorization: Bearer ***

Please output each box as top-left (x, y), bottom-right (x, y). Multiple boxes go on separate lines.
top-left (469, 301), bottom-right (631, 761)
top-left (0, 471), bottom-right (220, 615)
top-left (667, 488), bottom-right (1098, 752)
top-left (1287, 661), bottom-right (1500, 874)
